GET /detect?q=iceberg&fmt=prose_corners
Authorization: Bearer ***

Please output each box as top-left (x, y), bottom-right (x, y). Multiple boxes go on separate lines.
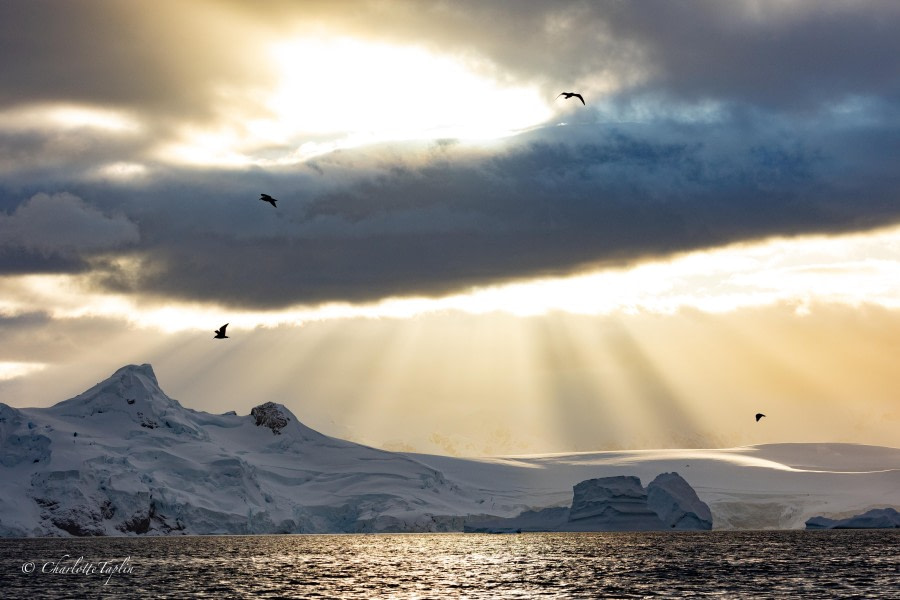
top-left (647, 472), bottom-right (713, 530)
top-left (567, 476), bottom-right (667, 531)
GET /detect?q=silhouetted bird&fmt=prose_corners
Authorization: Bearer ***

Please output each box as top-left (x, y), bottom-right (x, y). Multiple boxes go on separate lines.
top-left (214, 323), bottom-right (229, 339)
top-left (260, 193), bottom-right (277, 208)
top-left (557, 92), bottom-right (585, 105)
top-left (755, 413), bottom-right (766, 422)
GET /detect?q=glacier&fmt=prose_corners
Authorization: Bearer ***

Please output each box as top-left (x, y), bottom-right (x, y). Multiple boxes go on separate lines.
top-left (1, 364), bottom-right (898, 536)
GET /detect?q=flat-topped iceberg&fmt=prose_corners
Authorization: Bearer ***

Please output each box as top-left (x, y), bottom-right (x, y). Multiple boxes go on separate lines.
top-left (568, 475), bottom-right (667, 531)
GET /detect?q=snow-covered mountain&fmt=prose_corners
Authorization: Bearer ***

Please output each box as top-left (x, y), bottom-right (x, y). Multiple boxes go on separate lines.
top-left (0, 364), bottom-right (489, 536)
top-left (1, 364), bottom-right (897, 536)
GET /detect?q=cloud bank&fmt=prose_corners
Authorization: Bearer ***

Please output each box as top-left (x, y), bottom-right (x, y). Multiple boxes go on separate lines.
top-left (1, 1), bottom-right (899, 309)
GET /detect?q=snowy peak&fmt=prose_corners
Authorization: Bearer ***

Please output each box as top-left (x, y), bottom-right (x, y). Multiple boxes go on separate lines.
top-left (50, 364), bottom-right (173, 416)
top-left (116, 363), bottom-right (159, 386)
top-left (93, 363), bottom-right (162, 396)
top-left (38, 365), bottom-right (332, 447)
top-left (44, 363), bottom-right (209, 440)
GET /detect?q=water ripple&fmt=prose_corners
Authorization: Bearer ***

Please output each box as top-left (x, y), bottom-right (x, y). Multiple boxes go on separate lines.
top-left (0, 530), bottom-right (897, 598)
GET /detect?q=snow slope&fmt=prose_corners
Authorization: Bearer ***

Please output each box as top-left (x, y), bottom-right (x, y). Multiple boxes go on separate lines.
top-left (0, 364), bottom-right (897, 535)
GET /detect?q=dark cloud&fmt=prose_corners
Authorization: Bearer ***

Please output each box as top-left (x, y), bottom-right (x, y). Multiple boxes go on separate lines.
top-left (0, 247), bottom-right (88, 275)
top-left (29, 115), bottom-right (888, 309)
top-left (0, 127), bottom-right (151, 183)
top-left (2, 1), bottom-right (900, 308)
top-left (0, 192), bottom-right (139, 255)
top-left (601, 1), bottom-right (900, 111)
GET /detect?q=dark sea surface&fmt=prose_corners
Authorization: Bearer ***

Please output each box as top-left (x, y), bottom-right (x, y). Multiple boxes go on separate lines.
top-left (0, 531), bottom-right (897, 599)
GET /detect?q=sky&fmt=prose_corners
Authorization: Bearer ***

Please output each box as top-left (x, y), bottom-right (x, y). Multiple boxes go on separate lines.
top-left (1, 0), bottom-right (898, 455)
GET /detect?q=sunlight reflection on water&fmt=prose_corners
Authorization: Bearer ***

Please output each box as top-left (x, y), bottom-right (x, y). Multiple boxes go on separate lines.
top-left (1, 531), bottom-right (897, 598)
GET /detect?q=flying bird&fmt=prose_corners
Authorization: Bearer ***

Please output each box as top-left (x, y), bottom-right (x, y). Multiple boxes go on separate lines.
top-left (557, 92), bottom-right (585, 105)
top-left (755, 413), bottom-right (766, 422)
top-left (214, 324), bottom-right (229, 339)
top-left (260, 193), bottom-right (277, 208)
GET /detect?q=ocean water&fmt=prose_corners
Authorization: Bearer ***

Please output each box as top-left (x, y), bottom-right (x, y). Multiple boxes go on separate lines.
top-left (0, 531), bottom-right (897, 598)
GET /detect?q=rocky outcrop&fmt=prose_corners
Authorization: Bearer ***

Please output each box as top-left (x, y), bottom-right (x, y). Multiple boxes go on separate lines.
top-left (251, 402), bottom-right (289, 435)
top-left (806, 507), bottom-right (900, 529)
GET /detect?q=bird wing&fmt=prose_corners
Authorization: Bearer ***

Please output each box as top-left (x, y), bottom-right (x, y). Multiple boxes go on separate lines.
top-left (220, 323), bottom-right (228, 333)
top-left (574, 93), bottom-right (585, 105)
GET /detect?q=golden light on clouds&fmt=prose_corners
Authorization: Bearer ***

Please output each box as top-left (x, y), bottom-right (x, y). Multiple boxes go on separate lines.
top-left (0, 103), bottom-right (141, 134)
top-left (4, 225), bottom-right (900, 333)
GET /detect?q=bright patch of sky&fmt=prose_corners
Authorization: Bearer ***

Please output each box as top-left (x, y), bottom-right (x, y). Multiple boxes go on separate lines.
top-left (158, 36), bottom-right (553, 166)
top-left (0, 361), bottom-right (47, 382)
